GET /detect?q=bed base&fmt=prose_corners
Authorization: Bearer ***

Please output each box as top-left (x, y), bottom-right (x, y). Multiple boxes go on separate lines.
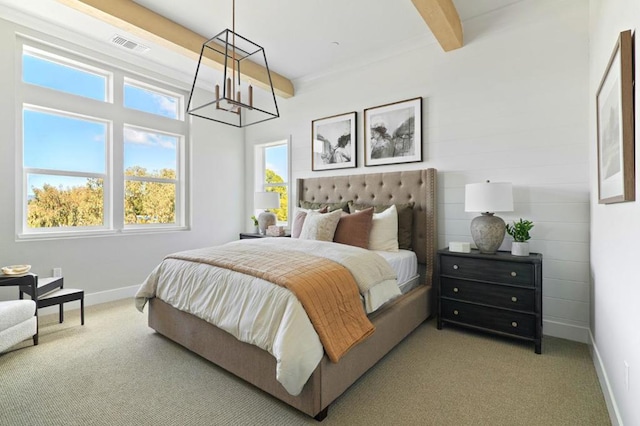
top-left (148, 284), bottom-right (431, 420)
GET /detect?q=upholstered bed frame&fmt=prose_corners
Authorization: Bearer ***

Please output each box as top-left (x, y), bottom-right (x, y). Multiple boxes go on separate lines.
top-left (147, 168), bottom-right (437, 420)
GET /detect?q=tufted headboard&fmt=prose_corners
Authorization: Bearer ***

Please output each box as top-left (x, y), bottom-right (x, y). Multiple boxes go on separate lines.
top-left (297, 169), bottom-right (437, 285)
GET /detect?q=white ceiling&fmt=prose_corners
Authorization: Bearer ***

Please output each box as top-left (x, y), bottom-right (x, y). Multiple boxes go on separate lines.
top-left (0, 0), bottom-right (524, 86)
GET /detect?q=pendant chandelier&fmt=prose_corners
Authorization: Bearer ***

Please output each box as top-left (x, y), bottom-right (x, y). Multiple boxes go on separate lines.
top-left (187, 0), bottom-right (279, 128)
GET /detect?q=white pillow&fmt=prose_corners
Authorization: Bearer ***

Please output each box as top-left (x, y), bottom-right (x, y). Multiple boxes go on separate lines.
top-left (368, 204), bottom-right (399, 252)
top-left (299, 209), bottom-right (342, 241)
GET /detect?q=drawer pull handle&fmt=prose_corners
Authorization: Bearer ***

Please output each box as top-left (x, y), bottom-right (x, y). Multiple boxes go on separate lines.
top-left (453, 287), bottom-right (459, 293)
top-left (453, 265), bottom-right (459, 270)
top-left (511, 296), bottom-right (518, 302)
top-left (453, 310), bottom-right (459, 315)
top-left (511, 321), bottom-right (518, 327)
top-left (510, 271), bottom-right (517, 277)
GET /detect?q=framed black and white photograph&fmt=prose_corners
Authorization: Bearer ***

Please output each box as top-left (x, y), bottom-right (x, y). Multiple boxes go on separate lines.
top-left (312, 111), bottom-right (357, 171)
top-left (596, 29), bottom-right (635, 204)
top-left (364, 97), bottom-right (422, 167)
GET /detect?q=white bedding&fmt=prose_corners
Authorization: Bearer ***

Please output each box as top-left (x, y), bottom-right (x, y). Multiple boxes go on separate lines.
top-left (135, 238), bottom-right (400, 396)
top-left (375, 249), bottom-right (418, 285)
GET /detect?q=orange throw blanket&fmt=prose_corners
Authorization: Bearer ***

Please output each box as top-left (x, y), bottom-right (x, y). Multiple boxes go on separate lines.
top-left (167, 244), bottom-right (375, 362)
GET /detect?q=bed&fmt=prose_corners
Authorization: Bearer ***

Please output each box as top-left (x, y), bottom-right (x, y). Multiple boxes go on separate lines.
top-left (137, 168), bottom-right (437, 420)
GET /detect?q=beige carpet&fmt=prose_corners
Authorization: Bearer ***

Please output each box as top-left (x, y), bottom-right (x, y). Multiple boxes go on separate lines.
top-left (0, 299), bottom-right (610, 426)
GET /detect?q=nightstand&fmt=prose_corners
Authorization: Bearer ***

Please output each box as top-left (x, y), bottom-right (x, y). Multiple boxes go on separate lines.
top-left (239, 232), bottom-right (291, 239)
top-left (437, 248), bottom-right (543, 354)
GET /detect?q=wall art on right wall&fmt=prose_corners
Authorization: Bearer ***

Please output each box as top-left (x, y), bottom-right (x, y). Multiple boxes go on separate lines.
top-left (364, 97), bottom-right (422, 167)
top-left (596, 29), bottom-right (635, 204)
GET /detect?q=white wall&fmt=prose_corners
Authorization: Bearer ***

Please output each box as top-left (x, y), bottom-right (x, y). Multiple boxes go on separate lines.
top-left (589, 1), bottom-right (640, 424)
top-left (0, 16), bottom-right (245, 304)
top-left (247, 0), bottom-right (591, 342)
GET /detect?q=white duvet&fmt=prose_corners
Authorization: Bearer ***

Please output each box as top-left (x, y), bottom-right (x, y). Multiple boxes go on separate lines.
top-left (135, 238), bottom-right (400, 396)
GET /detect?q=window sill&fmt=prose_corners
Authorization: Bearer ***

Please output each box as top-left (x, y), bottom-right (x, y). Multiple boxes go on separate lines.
top-left (17, 226), bottom-right (189, 242)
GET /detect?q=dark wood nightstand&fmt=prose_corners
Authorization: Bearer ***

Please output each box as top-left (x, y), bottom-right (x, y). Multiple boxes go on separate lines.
top-left (239, 232), bottom-right (291, 239)
top-left (437, 248), bottom-right (543, 354)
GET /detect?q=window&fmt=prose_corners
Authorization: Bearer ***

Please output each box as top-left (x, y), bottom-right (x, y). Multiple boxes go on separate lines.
top-left (124, 79), bottom-right (181, 119)
top-left (23, 108), bottom-right (107, 228)
top-left (255, 140), bottom-right (289, 224)
top-left (124, 127), bottom-right (179, 225)
top-left (22, 47), bottom-right (109, 102)
top-left (18, 39), bottom-right (188, 237)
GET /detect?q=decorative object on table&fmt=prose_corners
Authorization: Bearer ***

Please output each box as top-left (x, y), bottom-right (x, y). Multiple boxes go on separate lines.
top-left (312, 111), bottom-right (357, 171)
top-left (364, 97), bottom-right (422, 166)
top-left (465, 181), bottom-right (513, 254)
top-left (449, 241), bottom-right (471, 253)
top-left (596, 29), bottom-right (635, 204)
top-left (254, 191), bottom-right (280, 235)
top-left (506, 218), bottom-right (534, 257)
top-left (1, 265), bottom-right (31, 276)
top-left (251, 215), bottom-right (259, 233)
top-left (266, 225), bottom-right (285, 237)
top-left (186, 0), bottom-right (279, 128)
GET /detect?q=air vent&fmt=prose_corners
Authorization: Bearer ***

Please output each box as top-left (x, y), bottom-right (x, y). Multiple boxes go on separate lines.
top-left (109, 35), bottom-right (150, 53)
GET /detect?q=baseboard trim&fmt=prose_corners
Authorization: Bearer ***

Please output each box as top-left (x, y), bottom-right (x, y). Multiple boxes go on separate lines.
top-left (37, 284), bottom-right (139, 316)
top-left (589, 331), bottom-right (623, 426)
top-left (542, 319), bottom-right (589, 343)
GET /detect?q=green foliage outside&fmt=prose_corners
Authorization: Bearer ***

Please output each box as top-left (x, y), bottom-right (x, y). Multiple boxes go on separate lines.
top-left (505, 218), bottom-right (534, 242)
top-left (124, 166), bottom-right (176, 224)
top-left (28, 167), bottom-right (285, 228)
top-left (27, 178), bottom-right (104, 228)
top-left (265, 168), bottom-right (288, 222)
top-left (27, 166), bottom-right (176, 228)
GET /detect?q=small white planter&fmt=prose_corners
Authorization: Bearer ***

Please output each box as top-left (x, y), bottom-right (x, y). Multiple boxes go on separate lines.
top-left (511, 242), bottom-right (530, 257)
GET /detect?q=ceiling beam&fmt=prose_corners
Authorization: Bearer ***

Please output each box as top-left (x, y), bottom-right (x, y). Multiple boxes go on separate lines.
top-left (56, 0), bottom-right (295, 98)
top-left (411, 0), bottom-right (463, 52)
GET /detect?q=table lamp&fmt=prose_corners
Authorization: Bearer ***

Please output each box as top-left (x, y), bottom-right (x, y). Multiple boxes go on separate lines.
top-left (254, 191), bottom-right (280, 235)
top-left (464, 181), bottom-right (513, 254)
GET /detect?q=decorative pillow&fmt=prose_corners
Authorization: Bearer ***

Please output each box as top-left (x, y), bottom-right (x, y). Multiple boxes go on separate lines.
top-left (349, 202), bottom-right (414, 249)
top-left (368, 204), bottom-right (399, 252)
top-left (299, 209), bottom-right (343, 242)
top-left (333, 208), bottom-right (374, 249)
top-left (299, 200), bottom-right (351, 213)
top-left (291, 206), bottom-right (328, 238)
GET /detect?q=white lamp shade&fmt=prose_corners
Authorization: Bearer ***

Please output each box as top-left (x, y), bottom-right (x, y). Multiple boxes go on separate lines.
top-left (254, 191), bottom-right (280, 209)
top-left (465, 182), bottom-right (513, 213)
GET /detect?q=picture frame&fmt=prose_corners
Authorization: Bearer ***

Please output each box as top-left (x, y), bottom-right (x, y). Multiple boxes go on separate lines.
top-left (364, 97), bottom-right (422, 167)
top-left (596, 30), bottom-right (635, 204)
top-left (311, 111), bottom-right (357, 171)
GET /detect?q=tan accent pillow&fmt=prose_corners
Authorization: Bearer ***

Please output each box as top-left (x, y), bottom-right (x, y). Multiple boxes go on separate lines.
top-left (291, 206), bottom-right (328, 238)
top-left (299, 200), bottom-right (351, 213)
top-left (349, 202), bottom-right (414, 250)
top-left (299, 209), bottom-right (342, 241)
top-left (333, 208), bottom-right (374, 249)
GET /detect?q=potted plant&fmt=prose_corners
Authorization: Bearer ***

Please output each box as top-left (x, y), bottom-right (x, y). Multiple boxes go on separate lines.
top-left (251, 215), bottom-right (259, 234)
top-left (505, 218), bottom-right (534, 256)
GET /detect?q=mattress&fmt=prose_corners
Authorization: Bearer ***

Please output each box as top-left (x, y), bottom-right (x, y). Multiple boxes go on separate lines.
top-left (375, 249), bottom-right (418, 285)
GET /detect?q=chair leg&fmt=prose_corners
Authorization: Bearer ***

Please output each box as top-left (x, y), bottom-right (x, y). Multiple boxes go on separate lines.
top-left (33, 334), bottom-right (38, 345)
top-left (81, 298), bottom-right (84, 326)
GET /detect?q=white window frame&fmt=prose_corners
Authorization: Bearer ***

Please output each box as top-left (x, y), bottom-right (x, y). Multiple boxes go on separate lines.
top-left (16, 37), bottom-right (189, 239)
top-left (254, 138), bottom-right (290, 226)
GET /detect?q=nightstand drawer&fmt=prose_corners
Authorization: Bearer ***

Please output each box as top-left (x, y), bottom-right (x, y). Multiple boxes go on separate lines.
top-left (440, 278), bottom-right (535, 311)
top-left (441, 299), bottom-right (536, 338)
top-left (440, 255), bottom-right (534, 286)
